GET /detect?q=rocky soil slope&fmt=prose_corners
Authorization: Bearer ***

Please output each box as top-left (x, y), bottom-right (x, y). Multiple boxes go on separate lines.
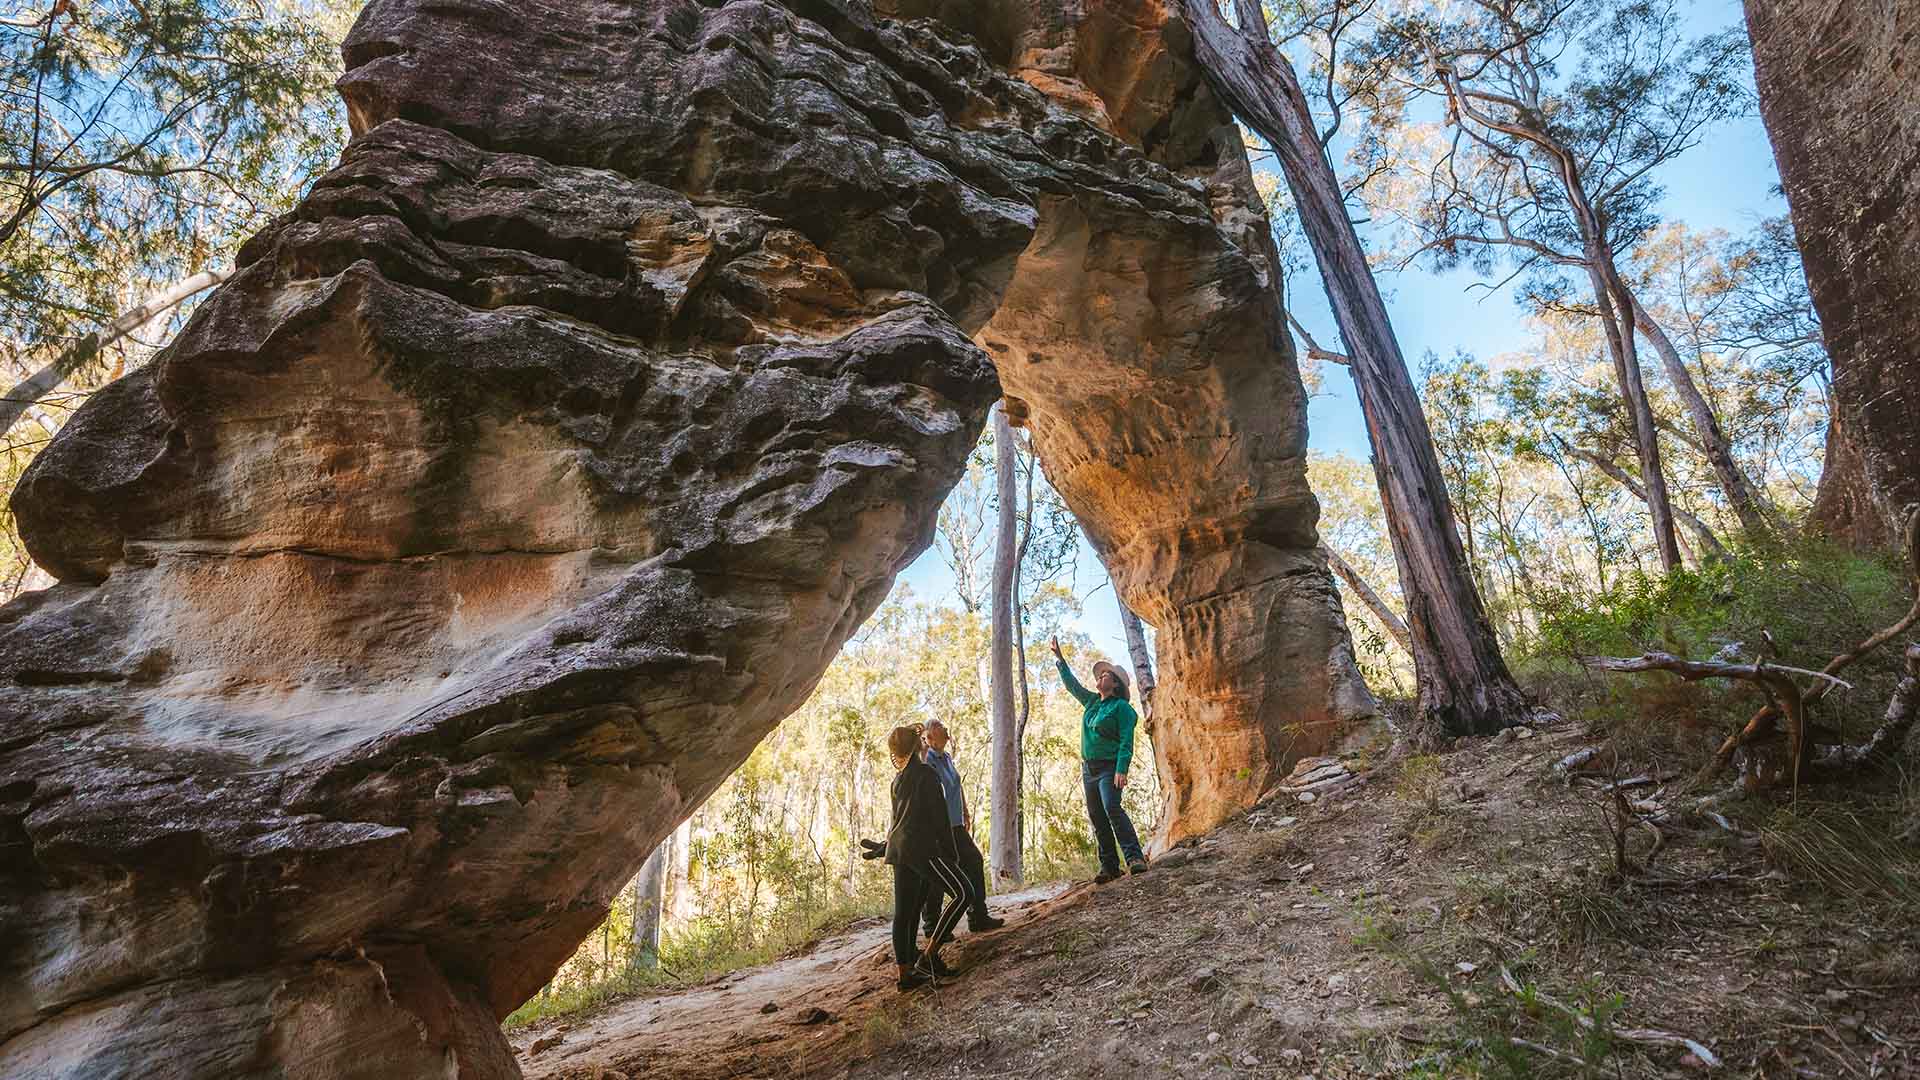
top-left (513, 726), bottom-right (1920, 1079)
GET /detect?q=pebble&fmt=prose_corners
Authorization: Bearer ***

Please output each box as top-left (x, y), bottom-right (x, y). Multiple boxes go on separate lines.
top-left (1207, 1031), bottom-right (1222, 1045)
top-left (1297, 791), bottom-right (1317, 804)
top-left (1516, 727), bottom-right (1536, 739)
top-left (760, 1001), bottom-right (779, 1014)
top-left (1241, 1052), bottom-right (1261, 1067)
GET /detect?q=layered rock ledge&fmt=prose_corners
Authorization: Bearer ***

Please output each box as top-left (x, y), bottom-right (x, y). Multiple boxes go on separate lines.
top-left (0, 2), bottom-right (1369, 1075)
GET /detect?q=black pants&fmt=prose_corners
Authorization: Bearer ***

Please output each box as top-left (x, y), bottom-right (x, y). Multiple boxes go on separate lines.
top-left (920, 825), bottom-right (990, 933)
top-left (892, 857), bottom-right (971, 967)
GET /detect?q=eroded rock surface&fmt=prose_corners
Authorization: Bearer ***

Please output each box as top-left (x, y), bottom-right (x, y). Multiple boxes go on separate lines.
top-left (1746, 0), bottom-right (1920, 548)
top-left (0, 1), bottom-right (1367, 1075)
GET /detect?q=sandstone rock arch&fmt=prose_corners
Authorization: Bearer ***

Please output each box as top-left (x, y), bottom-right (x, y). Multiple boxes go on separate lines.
top-left (0, 2), bottom-right (1370, 1075)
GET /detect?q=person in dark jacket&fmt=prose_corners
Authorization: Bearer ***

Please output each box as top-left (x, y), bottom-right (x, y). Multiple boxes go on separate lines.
top-left (1051, 636), bottom-right (1149, 883)
top-left (917, 719), bottom-right (1004, 942)
top-left (869, 724), bottom-right (975, 990)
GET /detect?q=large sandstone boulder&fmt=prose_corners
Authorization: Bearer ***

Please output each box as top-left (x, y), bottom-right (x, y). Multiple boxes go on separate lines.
top-left (0, 1), bottom-right (1369, 1075)
top-left (1746, 0), bottom-right (1920, 548)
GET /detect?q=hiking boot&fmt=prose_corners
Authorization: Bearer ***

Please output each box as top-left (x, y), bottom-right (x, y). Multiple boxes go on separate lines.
top-left (897, 968), bottom-right (933, 991)
top-left (968, 915), bottom-right (1006, 932)
top-left (1094, 868), bottom-right (1121, 884)
top-left (922, 952), bottom-right (960, 978)
top-left (1127, 857), bottom-right (1151, 875)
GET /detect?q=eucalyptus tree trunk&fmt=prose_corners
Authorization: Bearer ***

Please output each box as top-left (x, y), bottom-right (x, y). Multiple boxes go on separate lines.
top-left (1429, 63), bottom-right (1684, 572)
top-left (0, 268), bottom-right (227, 437)
top-left (1570, 190), bottom-right (1684, 573)
top-left (988, 404), bottom-right (1022, 886)
top-left (1115, 595), bottom-right (1157, 720)
top-left (629, 839), bottom-right (668, 971)
top-left (1628, 298), bottom-right (1781, 540)
top-left (1319, 545), bottom-right (1413, 655)
top-left (1181, 0), bottom-right (1531, 743)
top-left (668, 819), bottom-right (692, 920)
top-left (1561, 443), bottom-right (1728, 561)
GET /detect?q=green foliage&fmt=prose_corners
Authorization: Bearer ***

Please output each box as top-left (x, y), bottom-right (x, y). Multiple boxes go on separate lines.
top-left (2, 0), bottom-right (352, 356)
top-left (1528, 542), bottom-right (1911, 742)
top-left (1513, 539), bottom-right (1910, 770)
top-left (1, 0), bottom-right (357, 596)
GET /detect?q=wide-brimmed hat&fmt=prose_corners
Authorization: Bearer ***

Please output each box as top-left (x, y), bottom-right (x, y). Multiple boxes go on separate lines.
top-left (1091, 660), bottom-right (1131, 698)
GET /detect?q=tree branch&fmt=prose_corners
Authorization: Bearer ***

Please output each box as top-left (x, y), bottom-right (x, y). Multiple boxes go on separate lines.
top-left (0, 266), bottom-right (228, 437)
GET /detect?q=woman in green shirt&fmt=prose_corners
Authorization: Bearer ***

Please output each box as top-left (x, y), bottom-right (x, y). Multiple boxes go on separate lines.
top-left (1050, 637), bottom-right (1149, 883)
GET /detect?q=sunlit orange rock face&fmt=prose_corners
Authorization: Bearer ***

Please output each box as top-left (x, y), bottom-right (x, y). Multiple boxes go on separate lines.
top-left (0, 2), bottom-right (1367, 1075)
top-left (885, 0), bottom-right (1377, 842)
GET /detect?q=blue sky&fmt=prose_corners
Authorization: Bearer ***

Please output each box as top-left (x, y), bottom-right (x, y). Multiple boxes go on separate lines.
top-left (898, 0), bottom-right (1786, 669)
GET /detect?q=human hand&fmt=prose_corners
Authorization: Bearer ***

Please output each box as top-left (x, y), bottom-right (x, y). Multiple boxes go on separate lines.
top-left (1114, 773), bottom-right (1129, 790)
top-left (859, 838), bottom-right (886, 860)
top-left (1049, 636), bottom-right (1063, 660)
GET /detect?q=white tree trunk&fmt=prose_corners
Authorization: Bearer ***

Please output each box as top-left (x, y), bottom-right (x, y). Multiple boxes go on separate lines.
top-left (1115, 594), bottom-right (1158, 720)
top-left (1318, 544), bottom-right (1413, 655)
top-left (629, 840), bottom-right (668, 970)
top-left (1584, 249), bottom-right (1684, 572)
top-left (1628, 297), bottom-right (1781, 539)
top-left (667, 819), bottom-right (692, 920)
top-left (0, 268), bottom-right (227, 438)
top-left (988, 404), bottom-right (1022, 887)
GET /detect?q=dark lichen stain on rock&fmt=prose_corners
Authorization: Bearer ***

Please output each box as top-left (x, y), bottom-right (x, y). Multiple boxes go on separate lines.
top-left (0, 2), bottom-right (1369, 1076)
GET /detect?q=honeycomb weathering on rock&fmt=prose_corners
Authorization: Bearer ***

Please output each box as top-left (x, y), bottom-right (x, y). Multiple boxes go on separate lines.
top-left (0, 2), bottom-right (1369, 1075)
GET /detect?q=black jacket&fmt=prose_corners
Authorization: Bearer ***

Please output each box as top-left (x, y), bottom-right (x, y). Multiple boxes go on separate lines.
top-left (885, 756), bottom-right (960, 868)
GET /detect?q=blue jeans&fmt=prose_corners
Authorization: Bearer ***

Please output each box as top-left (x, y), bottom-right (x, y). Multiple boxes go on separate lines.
top-left (1082, 759), bottom-right (1144, 873)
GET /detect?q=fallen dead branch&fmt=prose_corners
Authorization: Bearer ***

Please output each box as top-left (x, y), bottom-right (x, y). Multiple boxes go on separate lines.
top-left (1553, 747), bottom-right (1599, 778)
top-left (1817, 643), bottom-right (1920, 771)
top-left (1579, 653), bottom-right (1817, 793)
top-left (1498, 966), bottom-right (1722, 1067)
top-left (1692, 506), bottom-right (1920, 788)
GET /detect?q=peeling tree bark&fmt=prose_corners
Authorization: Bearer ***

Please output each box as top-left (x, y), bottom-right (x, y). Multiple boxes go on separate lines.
top-left (1180, 0), bottom-right (1530, 742)
top-left (988, 404), bottom-right (1021, 887)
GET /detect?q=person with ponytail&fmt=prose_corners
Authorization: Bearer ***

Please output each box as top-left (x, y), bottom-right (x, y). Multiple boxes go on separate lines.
top-left (863, 724), bottom-right (975, 990)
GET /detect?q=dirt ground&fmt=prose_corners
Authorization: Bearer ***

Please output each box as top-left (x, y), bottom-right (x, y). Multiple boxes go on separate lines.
top-left (510, 723), bottom-right (1920, 1079)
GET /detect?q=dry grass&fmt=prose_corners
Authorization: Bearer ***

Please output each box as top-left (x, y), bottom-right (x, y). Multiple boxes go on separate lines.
top-left (1760, 798), bottom-right (1920, 908)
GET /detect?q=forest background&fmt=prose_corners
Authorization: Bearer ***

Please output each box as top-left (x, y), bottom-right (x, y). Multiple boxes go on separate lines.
top-left (0, 0), bottom-right (1870, 1023)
